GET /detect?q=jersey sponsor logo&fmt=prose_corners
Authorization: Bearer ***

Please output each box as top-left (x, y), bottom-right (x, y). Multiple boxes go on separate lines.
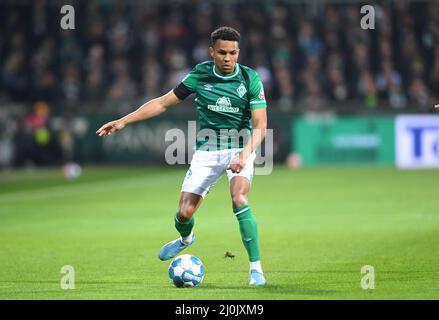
top-left (203, 84), bottom-right (213, 91)
top-left (208, 96), bottom-right (239, 113)
top-left (237, 83), bottom-right (247, 98)
top-left (258, 86), bottom-right (265, 100)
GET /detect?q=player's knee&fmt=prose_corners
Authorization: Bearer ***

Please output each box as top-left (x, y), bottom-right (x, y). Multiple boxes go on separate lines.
top-left (232, 193), bottom-right (248, 208)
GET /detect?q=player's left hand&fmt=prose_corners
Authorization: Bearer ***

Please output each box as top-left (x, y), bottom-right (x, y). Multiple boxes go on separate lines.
top-left (228, 154), bottom-right (247, 174)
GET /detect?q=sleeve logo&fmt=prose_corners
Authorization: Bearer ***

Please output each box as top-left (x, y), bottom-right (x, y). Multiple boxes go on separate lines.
top-left (258, 86), bottom-right (265, 100)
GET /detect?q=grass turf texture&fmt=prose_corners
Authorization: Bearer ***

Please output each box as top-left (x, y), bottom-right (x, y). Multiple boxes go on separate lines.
top-left (0, 165), bottom-right (438, 300)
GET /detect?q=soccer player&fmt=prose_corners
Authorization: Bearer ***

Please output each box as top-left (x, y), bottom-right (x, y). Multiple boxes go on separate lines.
top-left (96, 26), bottom-right (267, 286)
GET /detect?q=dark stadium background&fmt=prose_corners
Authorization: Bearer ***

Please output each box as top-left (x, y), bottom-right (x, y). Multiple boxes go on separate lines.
top-left (0, 0), bottom-right (439, 301)
top-left (1, 0), bottom-right (438, 168)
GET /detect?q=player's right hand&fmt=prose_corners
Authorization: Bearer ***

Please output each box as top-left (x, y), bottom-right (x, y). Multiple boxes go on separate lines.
top-left (96, 120), bottom-right (125, 137)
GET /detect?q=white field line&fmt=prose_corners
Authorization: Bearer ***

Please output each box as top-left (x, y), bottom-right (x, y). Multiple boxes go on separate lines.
top-left (0, 173), bottom-right (180, 204)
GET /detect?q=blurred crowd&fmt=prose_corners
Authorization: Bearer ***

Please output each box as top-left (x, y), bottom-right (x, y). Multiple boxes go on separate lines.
top-left (1, 0), bottom-right (439, 115)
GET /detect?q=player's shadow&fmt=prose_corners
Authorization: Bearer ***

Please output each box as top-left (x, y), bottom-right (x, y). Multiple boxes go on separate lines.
top-left (198, 283), bottom-right (337, 296)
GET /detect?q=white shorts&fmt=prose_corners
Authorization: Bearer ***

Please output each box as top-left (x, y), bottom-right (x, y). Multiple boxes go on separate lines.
top-left (181, 148), bottom-right (256, 198)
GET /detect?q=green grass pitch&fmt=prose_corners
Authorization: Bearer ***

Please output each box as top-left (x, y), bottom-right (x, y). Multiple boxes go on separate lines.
top-left (0, 165), bottom-right (438, 300)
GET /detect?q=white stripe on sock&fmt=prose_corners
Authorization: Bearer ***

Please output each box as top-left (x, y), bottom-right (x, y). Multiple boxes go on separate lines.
top-left (234, 207), bottom-right (249, 216)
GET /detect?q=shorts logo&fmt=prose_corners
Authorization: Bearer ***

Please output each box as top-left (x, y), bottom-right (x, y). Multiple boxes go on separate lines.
top-left (185, 169), bottom-right (192, 180)
top-left (208, 96), bottom-right (239, 113)
top-left (237, 83), bottom-right (247, 98)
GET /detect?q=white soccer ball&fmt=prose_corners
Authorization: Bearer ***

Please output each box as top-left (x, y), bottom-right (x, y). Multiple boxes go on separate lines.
top-left (63, 162), bottom-right (82, 180)
top-left (168, 254), bottom-right (205, 287)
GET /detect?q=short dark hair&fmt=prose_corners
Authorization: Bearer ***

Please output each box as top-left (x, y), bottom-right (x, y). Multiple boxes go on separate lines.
top-left (210, 26), bottom-right (241, 45)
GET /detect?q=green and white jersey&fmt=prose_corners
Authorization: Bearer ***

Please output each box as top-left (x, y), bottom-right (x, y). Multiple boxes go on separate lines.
top-left (175, 61), bottom-right (267, 150)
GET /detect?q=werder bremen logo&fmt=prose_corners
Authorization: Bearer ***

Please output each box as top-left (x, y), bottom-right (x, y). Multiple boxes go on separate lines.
top-left (208, 96), bottom-right (239, 113)
top-left (237, 83), bottom-right (247, 98)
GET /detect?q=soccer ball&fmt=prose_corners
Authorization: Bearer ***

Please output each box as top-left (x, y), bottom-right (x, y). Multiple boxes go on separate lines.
top-left (168, 254), bottom-right (205, 287)
top-left (62, 162), bottom-right (82, 180)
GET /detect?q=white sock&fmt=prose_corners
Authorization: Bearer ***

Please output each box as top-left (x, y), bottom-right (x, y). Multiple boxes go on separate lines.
top-left (250, 261), bottom-right (263, 273)
top-left (181, 232), bottom-right (194, 245)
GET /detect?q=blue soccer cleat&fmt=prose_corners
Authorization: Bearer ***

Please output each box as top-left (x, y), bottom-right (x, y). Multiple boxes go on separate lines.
top-left (249, 270), bottom-right (266, 286)
top-left (158, 235), bottom-right (195, 261)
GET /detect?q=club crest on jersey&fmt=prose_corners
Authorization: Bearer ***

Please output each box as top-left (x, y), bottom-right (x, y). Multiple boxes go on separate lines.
top-left (237, 83), bottom-right (247, 98)
top-left (208, 96), bottom-right (239, 113)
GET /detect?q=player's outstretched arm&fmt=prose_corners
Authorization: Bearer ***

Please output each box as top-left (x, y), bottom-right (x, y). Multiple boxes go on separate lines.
top-left (96, 90), bottom-right (181, 137)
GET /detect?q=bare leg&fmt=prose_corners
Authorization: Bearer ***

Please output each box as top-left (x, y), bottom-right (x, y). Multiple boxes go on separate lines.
top-left (158, 192), bottom-right (203, 260)
top-left (177, 192), bottom-right (203, 221)
top-left (229, 176), bottom-right (251, 209)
